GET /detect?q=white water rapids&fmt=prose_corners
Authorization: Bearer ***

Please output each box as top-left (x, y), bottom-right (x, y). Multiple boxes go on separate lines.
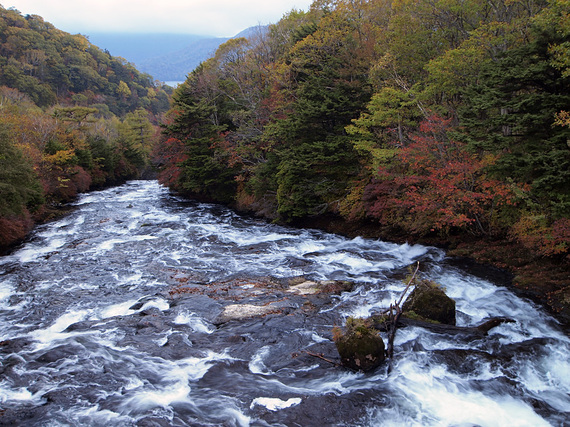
top-left (0, 181), bottom-right (568, 426)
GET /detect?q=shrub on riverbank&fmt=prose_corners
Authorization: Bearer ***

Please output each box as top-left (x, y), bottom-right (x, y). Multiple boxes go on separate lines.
top-left (0, 89), bottom-right (161, 252)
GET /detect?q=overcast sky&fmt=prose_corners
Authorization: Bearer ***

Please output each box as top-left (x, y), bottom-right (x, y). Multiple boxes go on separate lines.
top-left (4, 0), bottom-right (314, 37)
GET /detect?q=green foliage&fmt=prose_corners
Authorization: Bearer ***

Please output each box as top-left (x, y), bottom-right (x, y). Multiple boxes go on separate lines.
top-left (117, 109), bottom-right (155, 169)
top-left (152, 0), bottom-right (568, 261)
top-left (0, 7), bottom-right (169, 249)
top-left (160, 68), bottom-right (240, 203)
top-left (0, 123), bottom-right (43, 217)
top-left (0, 5), bottom-right (171, 116)
top-left (347, 86), bottom-right (421, 169)
top-left (267, 9), bottom-right (373, 220)
top-left (275, 137), bottom-right (361, 220)
top-left (460, 27), bottom-right (570, 218)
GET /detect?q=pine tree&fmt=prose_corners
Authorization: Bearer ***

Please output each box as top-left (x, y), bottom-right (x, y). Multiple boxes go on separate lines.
top-left (460, 27), bottom-right (570, 218)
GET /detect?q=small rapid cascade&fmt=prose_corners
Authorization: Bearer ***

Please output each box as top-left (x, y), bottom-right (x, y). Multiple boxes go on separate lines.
top-left (0, 180), bottom-right (568, 426)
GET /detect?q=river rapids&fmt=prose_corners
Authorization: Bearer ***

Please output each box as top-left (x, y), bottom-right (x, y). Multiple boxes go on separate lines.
top-left (0, 181), bottom-right (568, 426)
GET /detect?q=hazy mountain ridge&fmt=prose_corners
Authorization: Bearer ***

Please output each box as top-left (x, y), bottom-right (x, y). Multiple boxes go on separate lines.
top-left (139, 37), bottom-right (229, 82)
top-left (85, 33), bottom-right (207, 65)
top-left (88, 26), bottom-right (268, 83)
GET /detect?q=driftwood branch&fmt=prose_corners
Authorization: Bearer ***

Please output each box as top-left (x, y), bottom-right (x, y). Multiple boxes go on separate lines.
top-left (386, 262), bottom-right (420, 359)
top-left (396, 261), bottom-right (420, 308)
top-left (374, 316), bottom-right (516, 340)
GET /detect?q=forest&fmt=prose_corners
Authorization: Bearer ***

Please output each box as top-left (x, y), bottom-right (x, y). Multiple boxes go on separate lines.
top-left (158, 0), bottom-right (570, 244)
top-left (0, 1), bottom-right (568, 317)
top-left (154, 0), bottom-right (569, 316)
top-left (0, 5), bottom-right (172, 250)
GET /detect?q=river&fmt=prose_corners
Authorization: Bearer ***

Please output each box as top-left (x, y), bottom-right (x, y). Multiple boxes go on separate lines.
top-left (0, 180), bottom-right (568, 426)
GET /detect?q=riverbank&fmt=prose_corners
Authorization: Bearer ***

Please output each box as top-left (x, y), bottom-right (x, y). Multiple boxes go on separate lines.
top-left (291, 214), bottom-right (570, 331)
top-left (0, 173), bottom-right (154, 255)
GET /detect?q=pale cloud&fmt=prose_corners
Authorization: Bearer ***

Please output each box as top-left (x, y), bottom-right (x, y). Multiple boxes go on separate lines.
top-left (4, 0), bottom-right (314, 36)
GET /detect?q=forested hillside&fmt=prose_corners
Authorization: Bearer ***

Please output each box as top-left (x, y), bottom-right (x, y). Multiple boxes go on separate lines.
top-left (0, 5), bottom-right (171, 250)
top-left (155, 0), bottom-right (569, 310)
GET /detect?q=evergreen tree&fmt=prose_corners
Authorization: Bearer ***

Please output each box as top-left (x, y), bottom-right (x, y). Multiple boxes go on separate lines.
top-left (269, 11), bottom-right (371, 220)
top-left (0, 123), bottom-right (44, 217)
top-left (162, 68), bottom-right (239, 203)
top-left (460, 27), bottom-right (570, 217)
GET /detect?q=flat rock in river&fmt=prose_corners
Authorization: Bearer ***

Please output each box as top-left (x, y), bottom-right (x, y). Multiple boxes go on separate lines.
top-left (215, 301), bottom-right (292, 323)
top-left (208, 278), bottom-right (354, 324)
top-left (287, 279), bottom-right (353, 295)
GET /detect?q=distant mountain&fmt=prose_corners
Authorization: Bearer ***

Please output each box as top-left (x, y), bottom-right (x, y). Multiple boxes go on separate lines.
top-left (86, 26), bottom-right (268, 84)
top-left (86, 33), bottom-right (207, 65)
top-left (233, 26), bottom-right (269, 39)
top-left (138, 37), bottom-right (229, 82)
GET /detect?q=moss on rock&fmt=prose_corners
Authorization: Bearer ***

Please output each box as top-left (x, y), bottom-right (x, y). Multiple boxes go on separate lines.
top-left (402, 279), bottom-right (456, 325)
top-left (333, 317), bottom-right (385, 372)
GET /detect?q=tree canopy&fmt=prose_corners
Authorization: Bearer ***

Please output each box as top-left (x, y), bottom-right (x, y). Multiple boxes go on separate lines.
top-left (156, 0), bottom-right (569, 259)
top-left (0, 7), bottom-right (171, 250)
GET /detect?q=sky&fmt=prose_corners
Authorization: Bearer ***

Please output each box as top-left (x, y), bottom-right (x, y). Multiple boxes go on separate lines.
top-left (3, 0), bottom-right (315, 37)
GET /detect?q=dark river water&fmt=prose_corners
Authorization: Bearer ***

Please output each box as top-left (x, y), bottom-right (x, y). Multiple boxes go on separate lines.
top-left (0, 181), bottom-right (568, 426)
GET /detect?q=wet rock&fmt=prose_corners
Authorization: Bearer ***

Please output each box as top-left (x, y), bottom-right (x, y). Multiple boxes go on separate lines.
top-left (135, 314), bottom-right (168, 331)
top-left (136, 417), bottom-right (178, 427)
top-left (372, 315), bottom-right (515, 340)
top-left (254, 389), bottom-right (381, 427)
top-left (42, 387), bottom-right (82, 405)
top-left (64, 320), bottom-right (98, 332)
top-left (164, 332), bottom-right (193, 350)
top-left (288, 281), bottom-right (321, 295)
top-left (334, 317), bottom-right (385, 372)
top-left (0, 338), bottom-right (34, 354)
top-left (0, 354), bottom-right (26, 375)
top-left (402, 279), bottom-right (456, 325)
top-left (170, 295), bottom-right (223, 323)
top-left (36, 344), bottom-right (81, 363)
top-left (227, 335), bottom-right (247, 343)
top-left (432, 348), bottom-right (495, 374)
top-left (287, 279), bottom-right (353, 296)
top-left (209, 278), bottom-right (354, 325)
top-left (320, 280), bottom-right (354, 294)
top-left (214, 300), bottom-right (296, 324)
top-left (0, 407), bottom-right (46, 426)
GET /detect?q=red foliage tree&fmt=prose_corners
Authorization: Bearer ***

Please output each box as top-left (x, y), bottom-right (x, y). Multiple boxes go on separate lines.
top-left (364, 115), bottom-right (516, 236)
top-left (0, 211), bottom-right (33, 251)
top-left (512, 216), bottom-right (570, 258)
top-left (153, 137), bottom-right (189, 189)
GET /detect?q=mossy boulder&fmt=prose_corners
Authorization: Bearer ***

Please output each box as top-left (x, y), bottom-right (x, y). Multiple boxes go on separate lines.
top-left (402, 279), bottom-right (456, 325)
top-left (333, 317), bottom-right (385, 372)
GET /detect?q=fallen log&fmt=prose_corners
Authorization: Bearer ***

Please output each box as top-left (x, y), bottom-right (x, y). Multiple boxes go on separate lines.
top-left (372, 315), bottom-right (515, 340)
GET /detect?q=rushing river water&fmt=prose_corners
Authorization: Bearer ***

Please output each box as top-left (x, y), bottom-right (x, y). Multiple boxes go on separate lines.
top-left (0, 180), bottom-right (568, 426)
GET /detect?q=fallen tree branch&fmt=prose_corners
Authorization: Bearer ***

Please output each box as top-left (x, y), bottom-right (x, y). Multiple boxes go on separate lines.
top-left (396, 261), bottom-right (420, 307)
top-left (374, 316), bottom-right (516, 340)
top-left (386, 262), bottom-right (421, 359)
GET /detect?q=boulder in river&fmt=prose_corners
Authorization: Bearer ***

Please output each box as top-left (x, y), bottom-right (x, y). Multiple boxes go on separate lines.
top-left (402, 279), bottom-right (456, 325)
top-left (333, 317), bottom-right (385, 372)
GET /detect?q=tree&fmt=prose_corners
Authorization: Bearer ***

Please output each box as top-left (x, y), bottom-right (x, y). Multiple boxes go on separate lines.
top-left (0, 122), bottom-right (44, 218)
top-left (364, 116), bottom-right (516, 236)
top-left (460, 26), bottom-right (570, 218)
top-left (266, 7), bottom-right (373, 220)
top-left (160, 67), bottom-right (240, 203)
top-left (117, 108), bottom-right (154, 169)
